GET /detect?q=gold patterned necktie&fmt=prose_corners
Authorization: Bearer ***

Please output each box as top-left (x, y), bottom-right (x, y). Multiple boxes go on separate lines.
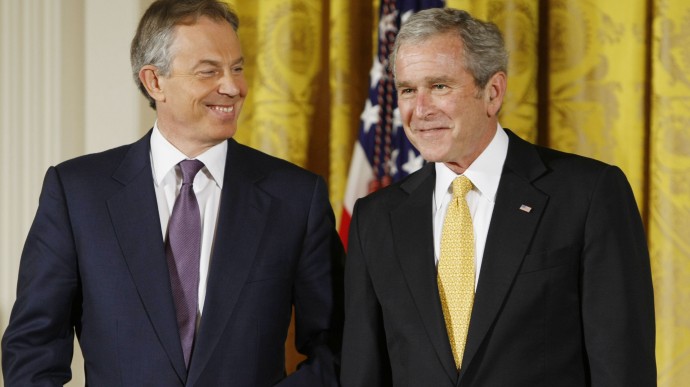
top-left (438, 175), bottom-right (475, 370)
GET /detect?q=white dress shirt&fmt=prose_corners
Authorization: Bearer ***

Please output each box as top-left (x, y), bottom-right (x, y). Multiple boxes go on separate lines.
top-left (433, 124), bottom-right (508, 288)
top-left (150, 123), bottom-right (226, 318)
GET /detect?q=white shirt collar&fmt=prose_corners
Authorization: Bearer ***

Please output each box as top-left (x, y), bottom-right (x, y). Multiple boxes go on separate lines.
top-left (150, 122), bottom-right (227, 188)
top-left (434, 124), bottom-right (508, 209)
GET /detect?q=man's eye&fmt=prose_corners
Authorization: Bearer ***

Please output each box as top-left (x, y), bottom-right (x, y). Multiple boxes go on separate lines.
top-left (232, 66), bottom-right (244, 74)
top-left (433, 84), bottom-right (447, 90)
top-left (197, 70), bottom-right (219, 78)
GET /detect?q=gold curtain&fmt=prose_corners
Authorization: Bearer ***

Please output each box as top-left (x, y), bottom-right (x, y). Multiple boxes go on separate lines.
top-left (650, 1), bottom-right (690, 385)
top-left (226, 0), bottom-right (690, 383)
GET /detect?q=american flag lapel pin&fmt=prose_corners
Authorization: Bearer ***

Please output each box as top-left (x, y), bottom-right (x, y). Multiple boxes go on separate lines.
top-left (519, 204), bottom-right (532, 213)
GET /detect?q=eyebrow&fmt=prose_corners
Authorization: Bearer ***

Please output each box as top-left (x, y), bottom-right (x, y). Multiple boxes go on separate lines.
top-left (422, 76), bottom-right (453, 85)
top-left (396, 76), bottom-right (453, 89)
top-left (192, 57), bottom-right (245, 70)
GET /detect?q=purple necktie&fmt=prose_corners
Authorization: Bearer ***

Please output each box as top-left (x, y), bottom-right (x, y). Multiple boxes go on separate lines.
top-left (165, 159), bottom-right (204, 368)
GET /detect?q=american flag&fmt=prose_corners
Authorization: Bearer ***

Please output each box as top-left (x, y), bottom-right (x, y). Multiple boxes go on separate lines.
top-left (339, 0), bottom-right (445, 246)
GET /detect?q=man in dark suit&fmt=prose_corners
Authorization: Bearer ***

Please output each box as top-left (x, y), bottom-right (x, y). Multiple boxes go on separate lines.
top-left (340, 8), bottom-right (656, 387)
top-left (2, 1), bottom-right (342, 385)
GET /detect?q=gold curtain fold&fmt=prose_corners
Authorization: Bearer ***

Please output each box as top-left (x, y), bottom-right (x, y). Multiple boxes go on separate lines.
top-left (546, 0), bottom-right (648, 202)
top-left (650, 1), bottom-right (690, 385)
top-left (223, 0), bottom-right (689, 383)
top-left (228, 1), bottom-right (323, 168)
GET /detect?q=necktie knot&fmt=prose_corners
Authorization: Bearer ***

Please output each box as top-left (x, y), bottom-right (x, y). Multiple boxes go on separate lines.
top-left (179, 159), bottom-right (204, 185)
top-left (452, 175), bottom-right (473, 200)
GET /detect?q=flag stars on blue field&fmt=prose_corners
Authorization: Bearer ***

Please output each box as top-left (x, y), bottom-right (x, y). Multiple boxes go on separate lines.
top-left (386, 148), bottom-right (425, 179)
top-left (402, 149), bottom-right (425, 174)
top-left (379, 10), bottom-right (399, 38)
top-left (370, 57), bottom-right (384, 88)
top-left (393, 107), bottom-right (402, 133)
top-left (361, 99), bottom-right (381, 134)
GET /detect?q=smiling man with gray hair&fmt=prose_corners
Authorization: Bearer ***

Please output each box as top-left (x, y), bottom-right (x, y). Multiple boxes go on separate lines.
top-left (341, 7), bottom-right (656, 386)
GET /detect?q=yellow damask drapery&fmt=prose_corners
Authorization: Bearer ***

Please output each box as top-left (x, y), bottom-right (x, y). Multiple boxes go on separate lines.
top-left (226, 0), bottom-right (690, 383)
top-left (649, 1), bottom-right (690, 384)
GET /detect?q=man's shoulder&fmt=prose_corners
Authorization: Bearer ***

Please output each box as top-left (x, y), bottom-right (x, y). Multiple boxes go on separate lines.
top-left (58, 143), bottom-right (132, 168)
top-left (53, 134), bottom-right (149, 182)
top-left (355, 163), bottom-right (434, 210)
top-left (532, 143), bottom-right (614, 181)
top-left (229, 140), bottom-right (320, 182)
top-left (505, 128), bottom-right (613, 179)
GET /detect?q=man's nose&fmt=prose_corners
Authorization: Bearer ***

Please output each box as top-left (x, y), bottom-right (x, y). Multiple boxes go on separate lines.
top-left (414, 91), bottom-right (433, 118)
top-left (219, 73), bottom-right (241, 97)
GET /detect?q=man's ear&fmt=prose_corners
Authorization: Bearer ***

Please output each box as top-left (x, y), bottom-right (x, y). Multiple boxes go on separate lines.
top-left (486, 71), bottom-right (506, 117)
top-left (139, 65), bottom-right (165, 103)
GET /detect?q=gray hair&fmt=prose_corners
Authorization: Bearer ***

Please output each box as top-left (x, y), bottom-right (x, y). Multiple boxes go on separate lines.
top-left (130, 0), bottom-right (240, 109)
top-left (392, 8), bottom-right (508, 90)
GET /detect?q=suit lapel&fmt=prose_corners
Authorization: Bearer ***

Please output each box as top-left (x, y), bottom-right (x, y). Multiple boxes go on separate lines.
top-left (107, 132), bottom-right (188, 383)
top-left (459, 130), bottom-right (549, 379)
top-left (391, 164), bottom-right (458, 384)
top-left (187, 140), bottom-right (270, 386)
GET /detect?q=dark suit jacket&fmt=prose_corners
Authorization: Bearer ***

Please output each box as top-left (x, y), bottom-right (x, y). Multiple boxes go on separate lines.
top-left (341, 129), bottom-right (656, 387)
top-left (2, 132), bottom-right (344, 386)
